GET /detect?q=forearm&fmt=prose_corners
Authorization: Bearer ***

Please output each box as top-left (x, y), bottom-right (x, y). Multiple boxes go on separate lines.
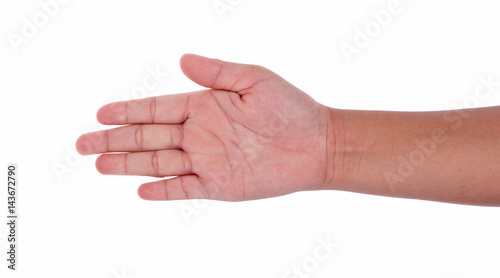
top-left (326, 106), bottom-right (500, 206)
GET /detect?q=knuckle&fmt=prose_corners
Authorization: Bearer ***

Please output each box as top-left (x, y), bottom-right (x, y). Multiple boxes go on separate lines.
top-left (151, 151), bottom-right (160, 176)
top-left (176, 125), bottom-right (184, 148)
top-left (179, 151), bottom-right (191, 172)
top-left (134, 125), bottom-right (144, 150)
top-left (149, 97), bottom-right (157, 123)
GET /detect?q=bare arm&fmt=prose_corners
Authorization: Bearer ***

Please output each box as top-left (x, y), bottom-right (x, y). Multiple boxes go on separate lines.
top-left (325, 106), bottom-right (500, 206)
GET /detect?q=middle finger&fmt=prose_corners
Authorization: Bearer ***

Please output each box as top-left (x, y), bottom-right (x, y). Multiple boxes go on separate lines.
top-left (76, 124), bottom-right (183, 155)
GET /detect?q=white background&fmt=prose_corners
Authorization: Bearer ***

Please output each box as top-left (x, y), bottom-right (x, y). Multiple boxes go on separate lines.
top-left (1, 0), bottom-right (500, 277)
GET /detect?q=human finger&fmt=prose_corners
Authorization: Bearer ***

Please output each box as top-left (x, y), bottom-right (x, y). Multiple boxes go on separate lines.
top-left (95, 149), bottom-right (192, 177)
top-left (96, 93), bottom-right (191, 125)
top-left (137, 175), bottom-right (210, 200)
top-left (76, 124), bottom-right (183, 155)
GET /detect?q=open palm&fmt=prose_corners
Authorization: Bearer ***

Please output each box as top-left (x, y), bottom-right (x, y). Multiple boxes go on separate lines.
top-left (76, 54), bottom-right (334, 201)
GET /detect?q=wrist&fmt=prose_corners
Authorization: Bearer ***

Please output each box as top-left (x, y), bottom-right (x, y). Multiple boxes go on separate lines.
top-left (322, 107), bottom-right (364, 191)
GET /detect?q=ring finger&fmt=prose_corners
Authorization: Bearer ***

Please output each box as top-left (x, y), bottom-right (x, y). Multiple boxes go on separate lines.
top-left (95, 149), bottom-right (192, 177)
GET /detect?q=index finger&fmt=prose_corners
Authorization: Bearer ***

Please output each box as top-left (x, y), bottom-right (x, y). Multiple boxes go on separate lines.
top-left (97, 93), bottom-right (192, 125)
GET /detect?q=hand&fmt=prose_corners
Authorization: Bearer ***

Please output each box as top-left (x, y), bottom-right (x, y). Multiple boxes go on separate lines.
top-left (76, 54), bottom-right (336, 201)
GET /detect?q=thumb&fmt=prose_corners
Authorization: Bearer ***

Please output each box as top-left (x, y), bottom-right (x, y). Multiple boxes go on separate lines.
top-left (179, 53), bottom-right (272, 93)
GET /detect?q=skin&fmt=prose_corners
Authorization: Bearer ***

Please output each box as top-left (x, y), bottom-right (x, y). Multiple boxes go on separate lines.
top-left (76, 54), bottom-right (500, 206)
